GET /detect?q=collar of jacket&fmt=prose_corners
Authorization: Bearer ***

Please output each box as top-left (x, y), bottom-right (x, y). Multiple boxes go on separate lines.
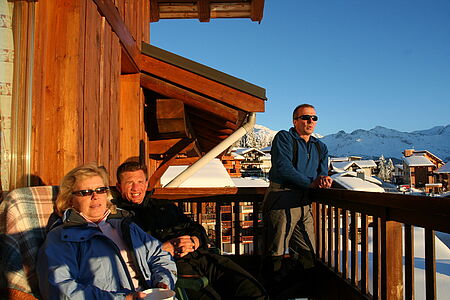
top-left (62, 208), bottom-right (132, 228)
top-left (289, 127), bottom-right (319, 143)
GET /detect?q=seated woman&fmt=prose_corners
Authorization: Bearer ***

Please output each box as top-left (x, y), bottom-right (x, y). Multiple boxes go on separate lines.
top-left (37, 163), bottom-right (176, 300)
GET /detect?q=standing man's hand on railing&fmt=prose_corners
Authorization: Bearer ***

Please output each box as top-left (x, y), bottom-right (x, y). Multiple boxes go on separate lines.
top-left (310, 175), bottom-right (333, 188)
top-left (319, 175), bottom-right (333, 188)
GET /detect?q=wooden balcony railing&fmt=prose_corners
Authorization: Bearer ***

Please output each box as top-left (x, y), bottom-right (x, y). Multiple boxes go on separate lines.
top-left (153, 187), bottom-right (450, 300)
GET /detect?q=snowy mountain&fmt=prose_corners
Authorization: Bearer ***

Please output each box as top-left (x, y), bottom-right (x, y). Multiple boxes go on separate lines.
top-left (239, 124), bottom-right (450, 162)
top-left (238, 124), bottom-right (278, 148)
top-left (321, 125), bottom-right (450, 161)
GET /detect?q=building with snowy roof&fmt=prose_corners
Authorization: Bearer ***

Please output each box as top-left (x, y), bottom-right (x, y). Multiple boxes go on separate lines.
top-left (331, 159), bottom-right (377, 177)
top-left (402, 149), bottom-right (444, 190)
top-left (435, 162), bottom-right (450, 191)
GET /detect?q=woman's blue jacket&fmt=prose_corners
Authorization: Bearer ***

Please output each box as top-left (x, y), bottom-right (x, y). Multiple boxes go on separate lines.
top-left (37, 209), bottom-right (177, 300)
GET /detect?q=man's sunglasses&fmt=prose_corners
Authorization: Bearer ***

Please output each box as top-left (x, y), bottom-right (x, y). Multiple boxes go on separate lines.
top-left (72, 186), bottom-right (109, 197)
top-left (295, 115), bottom-right (318, 121)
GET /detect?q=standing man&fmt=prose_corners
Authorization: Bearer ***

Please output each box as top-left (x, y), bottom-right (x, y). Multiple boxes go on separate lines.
top-left (113, 160), bottom-right (268, 300)
top-left (262, 104), bottom-right (332, 294)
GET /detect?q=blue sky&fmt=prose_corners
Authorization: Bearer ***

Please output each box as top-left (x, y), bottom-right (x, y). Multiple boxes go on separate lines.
top-left (150, 0), bottom-right (450, 136)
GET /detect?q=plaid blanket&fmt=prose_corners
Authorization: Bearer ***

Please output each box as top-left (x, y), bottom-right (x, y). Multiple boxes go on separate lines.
top-left (0, 186), bottom-right (59, 298)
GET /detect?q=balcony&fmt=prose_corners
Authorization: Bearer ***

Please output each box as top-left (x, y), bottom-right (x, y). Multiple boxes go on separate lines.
top-left (153, 186), bottom-right (450, 299)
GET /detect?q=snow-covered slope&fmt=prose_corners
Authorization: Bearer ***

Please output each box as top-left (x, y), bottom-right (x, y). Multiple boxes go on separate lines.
top-left (321, 125), bottom-right (450, 160)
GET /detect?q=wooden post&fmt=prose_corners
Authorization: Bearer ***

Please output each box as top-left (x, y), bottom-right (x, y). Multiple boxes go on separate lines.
top-left (119, 73), bottom-right (142, 163)
top-left (381, 220), bottom-right (403, 300)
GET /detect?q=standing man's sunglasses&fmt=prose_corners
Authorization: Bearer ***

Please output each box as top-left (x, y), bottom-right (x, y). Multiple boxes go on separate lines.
top-left (294, 115), bottom-right (318, 121)
top-left (72, 186), bottom-right (109, 197)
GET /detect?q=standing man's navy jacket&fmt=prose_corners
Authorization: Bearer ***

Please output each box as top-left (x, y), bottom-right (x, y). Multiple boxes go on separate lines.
top-left (268, 127), bottom-right (329, 189)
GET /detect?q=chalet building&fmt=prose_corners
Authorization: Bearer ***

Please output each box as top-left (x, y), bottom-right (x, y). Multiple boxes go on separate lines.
top-left (221, 154), bottom-right (244, 177)
top-left (231, 147), bottom-right (266, 177)
top-left (393, 163), bottom-right (405, 184)
top-left (435, 163), bottom-right (450, 191)
top-left (402, 149), bottom-right (444, 189)
top-left (331, 159), bottom-right (377, 177)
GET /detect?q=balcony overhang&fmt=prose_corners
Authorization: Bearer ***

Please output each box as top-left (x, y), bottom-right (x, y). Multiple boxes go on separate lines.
top-left (140, 43), bottom-right (266, 187)
top-left (150, 0), bottom-right (265, 23)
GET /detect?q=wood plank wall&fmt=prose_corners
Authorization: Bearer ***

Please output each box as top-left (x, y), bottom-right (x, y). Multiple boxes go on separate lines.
top-left (32, 0), bottom-right (150, 185)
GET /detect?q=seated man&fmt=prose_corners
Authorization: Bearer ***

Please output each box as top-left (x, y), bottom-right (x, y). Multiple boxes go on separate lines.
top-left (113, 161), bottom-right (268, 300)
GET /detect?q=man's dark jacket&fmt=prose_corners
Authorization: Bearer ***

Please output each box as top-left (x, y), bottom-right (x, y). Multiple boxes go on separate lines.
top-left (111, 191), bottom-right (209, 249)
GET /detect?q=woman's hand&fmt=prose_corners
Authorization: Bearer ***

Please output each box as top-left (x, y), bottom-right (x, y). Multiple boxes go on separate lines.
top-left (125, 291), bottom-right (147, 300)
top-left (156, 282), bottom-right (169, 289)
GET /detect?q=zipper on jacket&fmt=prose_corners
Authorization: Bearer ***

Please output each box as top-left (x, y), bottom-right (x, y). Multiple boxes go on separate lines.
top-left (121, 218), bottom-right (151, 290)
top-left (94, 228), bottom-right (137, 291)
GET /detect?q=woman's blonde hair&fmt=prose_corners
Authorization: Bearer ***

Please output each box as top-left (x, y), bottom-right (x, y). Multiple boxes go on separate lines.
top-left (55, 163), bottom-right (116, 216)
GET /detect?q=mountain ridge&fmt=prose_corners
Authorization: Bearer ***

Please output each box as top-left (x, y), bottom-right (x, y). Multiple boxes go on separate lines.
top-left (239, 124), bottom-right (450, 162)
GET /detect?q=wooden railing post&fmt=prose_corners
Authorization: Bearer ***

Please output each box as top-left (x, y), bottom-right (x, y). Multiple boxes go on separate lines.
top-left (381, 220), bottom-right (403, 300)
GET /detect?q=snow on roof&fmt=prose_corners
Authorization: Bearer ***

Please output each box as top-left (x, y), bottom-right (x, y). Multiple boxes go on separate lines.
top-left (333, 171), bottom-right (382, 185)
top-left (403, 156), bottom-right (435, 167)
top-left (331, 160), bottom-right (376, 172)
top-left (435, 163), bottom-right (450, 174)
top-left (231, 177), bottom-right (269, 187)
top-left (330, 157), bottom-right (350, 162)
top-left (331, 161), bottom-right (353, 172)
top-left (234, 147), bottom-right (265, 155)
top-left (230, 152), bottom-right (245, 160)
top-left (354, 160), bottom-right (377, 168)
top-left (160, 159), bottom-right (235, 187)
top-left (332, 176), bottom-right (385, 192)
top-left (331, 171), bottom-right (384, 192)
top-left (410, 150), bottom-right (443, 162)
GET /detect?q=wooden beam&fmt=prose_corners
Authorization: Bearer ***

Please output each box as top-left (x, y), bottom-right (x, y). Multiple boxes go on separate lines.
top-left (148, 138), bottom-right (183, 155)
top-left (250, 0), bottom-right (264, 22)
top-left (140, 54), bottom-right (265, 112)
top-left (150, 0), bottom-right (160, 22)
top-left (188, 107), bottom-right (239, 130)
top-left (93, 0), bottom-right (140, 73)
top-left (156, 99), bottom-right (189, 138)
top-left (148, 138), bottom-right (195, 188)
top-left (140, 73), bottom-right (239, 122)
top-left (119, 74), bottom-right (141, 162)
top-left (155, 3), bottom-right (253, 20)
top-left (171, 157), bottom-right (200, 165)
top-left (189, 116), bottom-right (235, 135)
top-left (198, 0), bottom-right (210, 22)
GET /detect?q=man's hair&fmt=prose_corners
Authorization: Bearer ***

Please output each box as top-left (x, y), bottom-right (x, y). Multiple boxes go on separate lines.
top-left (293, 104), bottom-right (315, 120)
top-left (116, 160), bottom-right (148, 183)
top-left (56, 163), bottom-right (115, 216)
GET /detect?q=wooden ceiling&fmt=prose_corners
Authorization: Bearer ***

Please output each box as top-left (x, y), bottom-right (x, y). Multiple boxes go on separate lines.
top-left (140, 43), bottom-right (266, 175)
top-left (150, 0), bottom-right (265, 22)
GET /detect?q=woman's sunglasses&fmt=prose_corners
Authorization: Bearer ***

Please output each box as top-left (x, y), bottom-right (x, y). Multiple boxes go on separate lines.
top-left (72, 186), bottom-right (109, 197)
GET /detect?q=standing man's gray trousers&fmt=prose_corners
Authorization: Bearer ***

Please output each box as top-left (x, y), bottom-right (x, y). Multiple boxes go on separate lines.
top-left (262, 182), bottom-right (316, 269)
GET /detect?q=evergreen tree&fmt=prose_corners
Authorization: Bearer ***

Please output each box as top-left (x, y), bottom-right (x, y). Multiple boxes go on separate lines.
top-left (378, 155), bottom-right (388, 181)
top-left (386, 159), bottom-right (395, 182)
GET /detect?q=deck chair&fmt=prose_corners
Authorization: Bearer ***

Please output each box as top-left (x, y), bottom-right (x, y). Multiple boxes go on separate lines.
top-left (0, 186), bottom-right (59, 300)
